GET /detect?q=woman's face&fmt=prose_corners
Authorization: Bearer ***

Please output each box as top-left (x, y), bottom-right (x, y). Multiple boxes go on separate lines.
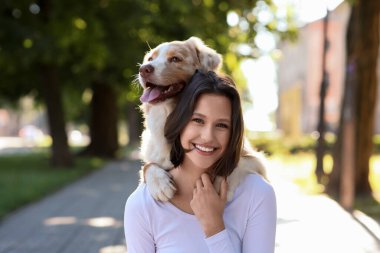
top-left (180, 93), bottom-right (232, 172)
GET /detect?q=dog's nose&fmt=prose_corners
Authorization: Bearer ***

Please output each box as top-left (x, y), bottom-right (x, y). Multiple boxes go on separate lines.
top-left (139, 65), bottom-right (154, 78)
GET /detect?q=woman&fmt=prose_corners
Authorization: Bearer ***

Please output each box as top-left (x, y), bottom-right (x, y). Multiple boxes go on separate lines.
top-left (124, 71), bottom-right (276, 252)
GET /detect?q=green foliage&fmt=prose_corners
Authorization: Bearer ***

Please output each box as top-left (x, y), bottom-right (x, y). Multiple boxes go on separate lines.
top-left (0, 150), bottom-right (104, 220)
top-left (0, 0), bottom-right (298, 126)
top-left (373, 135), bottom-right (380, 153)
top-left (248, 133), bottom-right (335, 156)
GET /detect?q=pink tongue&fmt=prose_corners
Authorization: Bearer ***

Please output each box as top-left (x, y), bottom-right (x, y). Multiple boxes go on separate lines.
top-left (140, 87), bottom-right (162, 103)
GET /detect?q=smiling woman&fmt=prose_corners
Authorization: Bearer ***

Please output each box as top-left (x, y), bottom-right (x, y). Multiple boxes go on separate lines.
top-left (124, 70), bottom-right (277, 253)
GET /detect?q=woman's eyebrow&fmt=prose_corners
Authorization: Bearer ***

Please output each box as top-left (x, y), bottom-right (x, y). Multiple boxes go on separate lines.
top-left (193, 112), bottom-right (231, 122)
top-left (192, 112), bottom-right (205, 117)
top-left (218, 119), bottom-right (231, 123)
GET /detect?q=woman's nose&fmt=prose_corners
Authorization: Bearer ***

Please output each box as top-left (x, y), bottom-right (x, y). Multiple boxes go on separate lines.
top-left (200, 125), bottom-right (214, 141)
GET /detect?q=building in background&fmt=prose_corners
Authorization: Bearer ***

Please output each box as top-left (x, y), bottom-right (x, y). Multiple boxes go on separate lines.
top-left (277, 2), bottom-right (380, 136)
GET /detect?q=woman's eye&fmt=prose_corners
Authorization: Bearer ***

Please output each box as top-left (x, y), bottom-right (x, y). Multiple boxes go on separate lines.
top-left (169, 56), bottom-right (181, 63)
top-left (216, 123), bottom-right (229, 129)
top-left (192, 118), bottom-right (203, 124)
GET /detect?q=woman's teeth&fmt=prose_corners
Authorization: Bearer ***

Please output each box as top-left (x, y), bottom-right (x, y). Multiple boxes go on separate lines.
top-left (195, 144), bottom-right (215, 152)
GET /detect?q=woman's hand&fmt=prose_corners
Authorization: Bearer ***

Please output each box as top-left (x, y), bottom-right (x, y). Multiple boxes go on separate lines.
top-left (190, 173), bottom-right (228, 237)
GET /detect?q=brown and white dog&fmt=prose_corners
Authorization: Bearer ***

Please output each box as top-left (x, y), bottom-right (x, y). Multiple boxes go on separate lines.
top-left (138, 37), bottom-right (267, 201)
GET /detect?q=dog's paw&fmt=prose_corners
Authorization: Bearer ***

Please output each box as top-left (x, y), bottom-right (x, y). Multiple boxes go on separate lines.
top-left (145, 165), bottom-right (176, 201)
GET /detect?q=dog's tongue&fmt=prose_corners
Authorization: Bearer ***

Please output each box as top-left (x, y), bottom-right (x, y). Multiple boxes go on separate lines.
top-left (140, 87), bottom-right (162, 103)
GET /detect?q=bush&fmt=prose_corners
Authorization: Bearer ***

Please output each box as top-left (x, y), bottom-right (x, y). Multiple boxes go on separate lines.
top-left (247, 131), bottom-right (336, 156)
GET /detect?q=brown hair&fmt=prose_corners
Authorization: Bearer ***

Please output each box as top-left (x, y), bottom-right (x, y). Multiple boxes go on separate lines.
top-left (164, 70), bottom-right (244, 179)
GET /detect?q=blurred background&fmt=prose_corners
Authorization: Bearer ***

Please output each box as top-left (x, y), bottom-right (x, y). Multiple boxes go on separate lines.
top-left (0, 0), bottom-right (379, 240)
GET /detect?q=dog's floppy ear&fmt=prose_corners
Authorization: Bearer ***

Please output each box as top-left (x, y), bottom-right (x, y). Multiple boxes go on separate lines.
top-left (186, 37), bottom-right (222, 71)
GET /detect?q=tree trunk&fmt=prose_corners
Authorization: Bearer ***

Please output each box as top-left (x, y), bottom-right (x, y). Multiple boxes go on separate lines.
top-left (37, 0), bottom-right (73, 167)
top-left (326, 77), bottom-right (346, 197)
top-left (125, 101), bottom-right (143, 147)
top-left (315, 12), bottom-right (330, 183)
top-left (40, 64), bottom-right (73, 167)
top-left (352, 0), bottom-right (379, 196)
top-left (81, 81), bottom-right (119, 158)
top-left (327, 1), bottom-right (380, 199)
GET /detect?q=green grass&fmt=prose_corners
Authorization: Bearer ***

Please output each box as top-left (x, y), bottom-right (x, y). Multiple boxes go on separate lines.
top-left (354, 196), bottom-right (380, 220)
top-left (356, 155), bottom-right (380, 219)
top-left (0, 151), bottom-right (104, 220)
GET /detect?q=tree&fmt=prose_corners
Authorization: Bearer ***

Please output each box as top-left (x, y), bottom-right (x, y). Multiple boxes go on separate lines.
top-left (327, 0), bottom-right (380, 208)
top-left (315, 11), bottom-right (330, 183)
top-left (1, 0), bottom-right (296, 162)
top-left (0, 0), bottom-right (73, 167)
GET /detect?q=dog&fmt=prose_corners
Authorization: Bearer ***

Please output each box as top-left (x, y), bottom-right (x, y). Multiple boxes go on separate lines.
top-left (138, 37), bottom-right (267, 201)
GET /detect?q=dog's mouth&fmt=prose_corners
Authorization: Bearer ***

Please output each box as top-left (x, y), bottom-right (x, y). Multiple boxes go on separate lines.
top-left (140, 82), bottom-right (185, 104)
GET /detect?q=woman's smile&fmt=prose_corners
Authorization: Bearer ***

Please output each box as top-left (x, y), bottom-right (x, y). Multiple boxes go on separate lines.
top-left (193, 143), bottom-right (218, 155)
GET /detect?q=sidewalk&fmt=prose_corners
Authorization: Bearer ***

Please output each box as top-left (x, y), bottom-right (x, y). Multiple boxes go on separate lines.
top-left (0, 159), bottom-right (379, 253)
top-left (272, 176), bottom-right (380, 252)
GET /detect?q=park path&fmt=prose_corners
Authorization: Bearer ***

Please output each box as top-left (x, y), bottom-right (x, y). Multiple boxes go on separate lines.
top-left (0, 158), bottom-right (379, 253)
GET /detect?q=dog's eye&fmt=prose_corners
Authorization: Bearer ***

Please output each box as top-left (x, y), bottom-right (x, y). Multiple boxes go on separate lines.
top-left (147, 57), bottom-right (153, 61)
top-left (169, 56), bottom-right (181, 63)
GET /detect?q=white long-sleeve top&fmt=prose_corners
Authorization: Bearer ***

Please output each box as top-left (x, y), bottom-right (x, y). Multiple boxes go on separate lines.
top-left (124, 173), bottom-right (277, 253)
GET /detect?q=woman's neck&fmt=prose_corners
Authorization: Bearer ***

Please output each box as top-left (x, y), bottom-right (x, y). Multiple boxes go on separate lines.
top-left (170, 161), bottom-right (207, 198)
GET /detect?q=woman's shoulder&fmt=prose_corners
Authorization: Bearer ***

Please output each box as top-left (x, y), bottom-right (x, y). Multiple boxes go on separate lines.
top-left (237, 173), bottom-right (276, 201)
top-left (125, 183), bottom-right (153, 212)
top-left (124, 184), bottom-right (156, 238)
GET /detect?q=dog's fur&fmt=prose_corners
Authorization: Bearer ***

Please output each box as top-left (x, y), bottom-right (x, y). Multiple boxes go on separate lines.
top-left (138, 37), bottom-right (267, 201)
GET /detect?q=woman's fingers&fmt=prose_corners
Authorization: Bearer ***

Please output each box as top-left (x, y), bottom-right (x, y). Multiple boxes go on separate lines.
top-left (196, 174), bottom-right (228, 201)
top-left (200, 173), bottom-right (213, 188)
top-left (195, 178), bottom-right (203, 190)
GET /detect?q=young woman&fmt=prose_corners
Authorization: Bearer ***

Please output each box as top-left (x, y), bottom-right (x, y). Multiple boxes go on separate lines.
top-left (124, 71), bottom-right (277, 253)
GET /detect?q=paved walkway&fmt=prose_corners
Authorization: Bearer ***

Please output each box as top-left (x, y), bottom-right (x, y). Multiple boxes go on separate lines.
top-left (272, 177), bottom-right (380, 253)
top-left (0, 159), bottom-right (379, 253)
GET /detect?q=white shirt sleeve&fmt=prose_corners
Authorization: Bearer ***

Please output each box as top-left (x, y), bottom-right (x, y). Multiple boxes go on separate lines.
top-left (242, 178), bottom-right (277, 253)
top-left (124, 186), bottom-right (155, 253)
top-left (205, 229), bottom-right (236, 252)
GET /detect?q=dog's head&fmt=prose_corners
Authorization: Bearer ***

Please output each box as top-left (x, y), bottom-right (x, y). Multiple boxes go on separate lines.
top-left (139, 37), bottom-right (222, 104)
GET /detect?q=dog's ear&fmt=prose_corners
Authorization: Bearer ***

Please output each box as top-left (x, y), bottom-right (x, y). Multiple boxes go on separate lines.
top-left (186, 37), bottom-right (222, 71)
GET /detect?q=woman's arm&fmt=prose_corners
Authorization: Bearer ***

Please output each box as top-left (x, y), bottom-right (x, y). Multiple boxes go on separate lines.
top-left (242, 177), bottom-right (277, 253)
top-left (124, 187), bottom-right (155, 253)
